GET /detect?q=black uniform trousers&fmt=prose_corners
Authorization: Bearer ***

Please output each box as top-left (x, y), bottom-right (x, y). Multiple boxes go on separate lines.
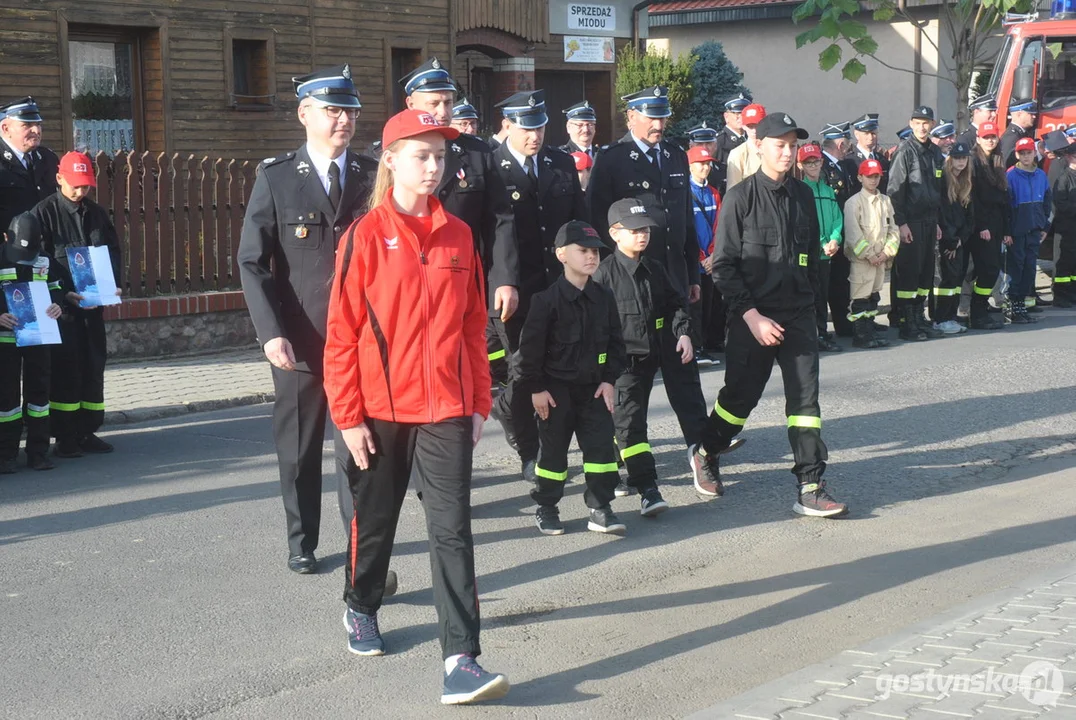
top-left (1055, 232), bottom-right (1076, 300)
top-left (490, 314), bottom-right (540, 462)
top-left (270, 366), bottom-right (349, 557)
top-left (826, 252), bottom-right (853, 336)
top-left (892, 220), bottom-right (937, 312)
top-left (814, 259), bottom-right (833, 337)
top-left (967, 233), bottom-right (1002, 301)
top-left (709, 309), bottom-right (828, 482)
top-left (932, 246), bottom-right (965, 323)
top-left (532, 381), bottom-right (618, 510)
top-left (694, 275), bottom-right (726, 351)
top-left (342, 416), bottom-right (480, 660)
top-left (50, 308), bottom-right (106, 442)
top-left (0, 344), bottom-right (51, 460)
top-left (486, 320), bottom-right (508, 387)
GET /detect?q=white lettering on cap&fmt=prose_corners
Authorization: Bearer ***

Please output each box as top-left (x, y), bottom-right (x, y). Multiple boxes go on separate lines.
top-left (630, 206), bottom-right (645, 214)
top-left (418, 113), bottom-right (438, 126)
top-left (73, 163), bottom-right (88, 173)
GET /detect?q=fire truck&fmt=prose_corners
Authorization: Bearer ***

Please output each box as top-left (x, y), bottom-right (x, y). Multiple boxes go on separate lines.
top-left (987, 1), bottom-right (1076, 136)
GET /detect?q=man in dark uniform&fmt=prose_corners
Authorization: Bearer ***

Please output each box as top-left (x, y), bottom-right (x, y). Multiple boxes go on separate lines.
top-left (0, 97), bottom-right (59, 235)
top-left (843, 113), bottom-right (889, 195)
top-left (713, 93), bottom-right (751, 196)
top-left (956, 94), bottom-right (997, 149)
top-left (888, 105), bottom-right (946, 341)
top-left (587, 85), bottom-right (720, 492)
top-left (559, 100), bottom-right (598, 160)
top-left (450, 96), bottom-right (480, 136)
top-left (687, 122), bottom-right (723, 189)
top-left (709, 111), bottom-right (847, 518)
top-left (930, 119), bottom-right (957, 157)
top-left (238, 65), bottom-right (378, 575)
top-left (489, 89), bottom-right (586, 480)
top-left (1000, 99), bottom-right (1038, 168)
top-left (819, 121), bottom-right (855, 338)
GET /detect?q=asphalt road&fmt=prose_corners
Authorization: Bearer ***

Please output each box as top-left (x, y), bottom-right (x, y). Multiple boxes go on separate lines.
top-left (3, 311), bottom-right (1075, 719)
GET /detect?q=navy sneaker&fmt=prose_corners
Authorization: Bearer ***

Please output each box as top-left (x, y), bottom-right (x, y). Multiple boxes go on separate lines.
top-left (640, 488), bottom-right (669, 517)
top-left (343, 607), bottom-right (385, 656)
top-left (535, 505), bottom-right (565, 535)
top-left (587, 506), bottom-right (626, 535)
top-left (441, 655), bottom-right (510, 705)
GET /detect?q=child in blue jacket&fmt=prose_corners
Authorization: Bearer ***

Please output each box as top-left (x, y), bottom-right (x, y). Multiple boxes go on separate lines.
top-left (1006, 137), bottom-right (1051, 324)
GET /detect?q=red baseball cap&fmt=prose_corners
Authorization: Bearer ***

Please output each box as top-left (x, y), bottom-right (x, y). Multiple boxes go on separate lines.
top-left (381, 109), bottom-right (459, 148)
top-left (977, 121), bottom-right (999, 138)
top-left (858, 158), bottom-right (884, 176)
top-left (570, 151), bottom-right (592, 171)
top-left (742, 103), bottom-right (766, 125)
top-left (58, 151), bottom-right (96, 187)
top-left (687, 146), bottom-right (714, 164)
top-left (797, 144), bottom-right (822, 163)
top-left (1015, 137), bottom-right (1036, 152)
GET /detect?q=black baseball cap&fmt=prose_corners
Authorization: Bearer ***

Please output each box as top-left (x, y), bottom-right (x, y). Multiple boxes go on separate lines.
top-left (949, 141), bottom-right (971, 158)
top-left (755, 111), bottom-right (809, 140)
top-left (555, 220), bottom-right (605, 249)
top-left (608, 198), bottom-right (660, 230)
top-left (911, 105), bottom-right (935, 121)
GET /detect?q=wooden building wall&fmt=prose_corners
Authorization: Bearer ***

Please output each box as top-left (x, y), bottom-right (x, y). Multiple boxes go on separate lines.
top-left (0, 1), bottom-right (451, 159)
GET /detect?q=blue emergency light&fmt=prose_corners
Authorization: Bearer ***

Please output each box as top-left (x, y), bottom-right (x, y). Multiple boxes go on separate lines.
top-left (1053, 0), bottom-right (1076, 19)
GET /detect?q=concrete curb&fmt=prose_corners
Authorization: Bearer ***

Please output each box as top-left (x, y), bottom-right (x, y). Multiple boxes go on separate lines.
top-left (102, 392), bottom-right (275, 426)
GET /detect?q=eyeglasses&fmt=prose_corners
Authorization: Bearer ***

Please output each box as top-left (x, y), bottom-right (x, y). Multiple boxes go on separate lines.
top-left (321, 106), bottom-right (359, 120)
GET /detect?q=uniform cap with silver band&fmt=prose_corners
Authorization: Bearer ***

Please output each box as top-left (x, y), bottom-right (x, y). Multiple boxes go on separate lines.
top-left (292, 65), bottom-right (361, 109)
top-left (0, 96), bottom-right (43, 123)
top-left (496, 90), bottom-right (549, 130)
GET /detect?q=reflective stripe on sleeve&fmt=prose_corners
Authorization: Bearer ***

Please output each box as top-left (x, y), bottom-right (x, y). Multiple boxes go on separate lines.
top-left (713, 401), bottom-right (747, 426)
top-left (535, 465), bottom-right (568, 482)
top-left (788, 415), bottom-right (822, 429)
top-left (583, 461), bottom-right (619, 474)
top-left (619, 442), bottom-right (652, 459)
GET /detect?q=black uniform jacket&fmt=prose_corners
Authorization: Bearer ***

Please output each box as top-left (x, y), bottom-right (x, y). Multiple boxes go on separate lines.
top-left (515, 275), bottom-right (626, 395)
top-left (492, 142), bottom-right (585, 312)
top-left (0, 140), bottom-right (59, 235)
top-left (999, 123), bottom-right (1030, 169)
top-left (712, 171), bottom-right (821, 320)
top-left (587, 132), bottom-right (701, 297)
top-left (237, 145), bottom-right (376, 375)
top-left (592, 249), bottom-right (690, 360)
top-left (888, 136), bottom-right (944, 226)
top-left (559, 140), bottom-right (595, 160)
top-left (842, 146), bottom-right (890, 195)
top-left (367, 133), bottom-right (518, 316)
top-left (821, 152), bottom-right (854, 207)
top-left (31, 192), bottom-right (123, 289)
top-left (938, 177), bottom-right (975, 253)
top-left (1053, 165), bottom-right (1076, 236)
top-left (972, 152), bottom-right (1013, 237)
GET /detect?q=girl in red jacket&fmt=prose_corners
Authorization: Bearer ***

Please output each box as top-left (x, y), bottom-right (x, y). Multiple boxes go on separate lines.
top-left (323, 109), bottom-right (506, 705)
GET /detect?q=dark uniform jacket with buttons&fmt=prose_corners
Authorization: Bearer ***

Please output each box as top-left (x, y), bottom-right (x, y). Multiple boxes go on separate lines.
top-left (887, 137), bottom-right (944, 227)
top-left (587, 133), bottom-right (701, 298)
top-left (841, 146), bottom-right (890, 195)
top-left (515, 275), bottom-right (626, 395)
top-left (366, 132), bottom-right (518, 316)
top-left (713, 126), bottom-right (746, 196)
top-left (30, 192), bottom-right (123, 300)
top-left (712, 171), bottom-right (822, 320)
top-left (999, 123), bottom-right (1030, 169)
top-left (492, 142), bottom-right (585, 314)
top-left (238, 145), bottom-right (377, 375)
top-left (592, 249), bottom-right (690, 360)
top-left (821, 152), bottom-right (853, 208)
top-left (0, 140), bottom-right (59, 235)
top-left (559, 140), bottom-right (595, 160)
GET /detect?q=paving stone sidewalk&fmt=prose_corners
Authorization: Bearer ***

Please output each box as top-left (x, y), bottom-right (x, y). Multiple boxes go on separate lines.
top-left (690, 562), bottom-right (1076, 719)
top-left (102, 347), bottom-right (273, 425)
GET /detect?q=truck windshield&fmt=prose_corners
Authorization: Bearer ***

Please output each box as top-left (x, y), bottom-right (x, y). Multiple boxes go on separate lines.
top-left (986, 34), bottom-right (1014, 98)
top-left (1040, 38), bottom-right (1076, 111)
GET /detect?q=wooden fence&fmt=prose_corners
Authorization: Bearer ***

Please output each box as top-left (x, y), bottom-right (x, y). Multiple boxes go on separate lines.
top-left (90, 151), bottom-right (258, 298)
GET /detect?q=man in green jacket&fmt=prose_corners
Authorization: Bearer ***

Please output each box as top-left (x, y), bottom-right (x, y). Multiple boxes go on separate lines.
top-left (797, 143), bottom-right (844, 352)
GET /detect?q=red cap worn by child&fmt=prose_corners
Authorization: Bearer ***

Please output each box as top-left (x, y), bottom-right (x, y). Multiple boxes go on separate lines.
top-left (742, 104), bottom-right (766, 125)
top-left (1015, 137), bottom-right (1036, 153)
top-left (858, 158), bottom-right (884, 176)
top-left (381, 109), bottom-right (460, 147)
top-left (686, 146), bottom-right (715, 164)
top-left (797, 144), bottom-right (822, 163)
top-left (58, 151), bottom-right (97, 188)
top-left (977, 121), bottom-right (1000, 138)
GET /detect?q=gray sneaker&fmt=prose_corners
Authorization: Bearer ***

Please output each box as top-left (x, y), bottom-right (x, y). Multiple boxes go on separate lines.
top-left (935, 320), bottom-right (966, 335)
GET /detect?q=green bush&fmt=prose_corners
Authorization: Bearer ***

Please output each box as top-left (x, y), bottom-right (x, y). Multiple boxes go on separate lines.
top-left (672, 41), bottom-right (751, 137)
top-left (614, 45), bottom-right (695, 129)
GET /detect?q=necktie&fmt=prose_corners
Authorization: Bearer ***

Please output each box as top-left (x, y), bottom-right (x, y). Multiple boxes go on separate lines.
top-left (327, 162), bottom-right (342, 212)
top-left (647, 147), bottom-right (660, 168)
top-left (524, 155), bottom-right (537, 189)
top-left (25, 152), bottom-right (34, 174)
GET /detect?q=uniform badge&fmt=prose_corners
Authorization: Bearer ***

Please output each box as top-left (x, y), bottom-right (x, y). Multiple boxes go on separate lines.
top-left (296, 160), bottom-right (310, 175)
top-left (511, 191), bottom-right (521, 201)
top-left (663, 148), bottom-right (670, 159)
top-left (350, 159), bottom-right (361, 171)
top-left (629, 150), bottom-right (640, 161)
top-left (342, 64), bottom-right (352, 79)
top-left (295, 225), bottom-right (308, 239)
top-left (642, 181), bottom-right (650, 189)
top-left (459, 180), bottom-right (468, 188)
top-left (500, 159), bottom-right (512, 169)
top-left (308, 213), bottom-right (315, 219)
top-left (452, 143), bottom-right (462, 154)
top-left (432, 58), bottom-right (441, 69)
top-left (3, 150), bottom-right (11, 161)
top-left (543, 155), bottom-right (553, 165)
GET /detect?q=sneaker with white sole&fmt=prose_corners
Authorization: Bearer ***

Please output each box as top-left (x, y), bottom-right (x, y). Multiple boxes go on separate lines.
top-left (934, 320), bottom-right (966, 335)
top-left (640, 488), bottom-right (669, 517)
top-left (613, 479), bottom-right (635, 497)
top-left (344, 607), bottom-right (386, 656)
top-left (792, 482), bottom-right (849, 518)
top-left (441, 655), bottom-right (510, 705)
top-left (535, 505), bottom-right (565, 535)
top-left (587, 506), bottom-right (626, 534)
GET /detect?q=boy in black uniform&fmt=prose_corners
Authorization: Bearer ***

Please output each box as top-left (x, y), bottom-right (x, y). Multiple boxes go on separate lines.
top-left (709, 111), bottom-right (849, 519)
top-left (31, 151), bottom-right (122, 457)
top-left (0, 212), bottom-right (65, 472)
top-left (516, 220), bottom-right (627, 536)
top-left (595, 199), bottom-right (742, 510)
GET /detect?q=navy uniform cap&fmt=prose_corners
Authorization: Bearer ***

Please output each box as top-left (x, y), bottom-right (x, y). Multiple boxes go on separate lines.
top-left (452, 96), bottom-right (479, 121)
top-left (949, 141), bottom-right (971, 158)
top-left (851, 113), bottom-right (879, 132)
top-left (688, 122), bottom-right (718, 144)
top-left (723, 92), bottom-right (751, 112)
top-left (911, 105), bottom-right (935, 121)
top-left (623, 86), bottom-right (672, 119)
top-left (968, 94), bottom-right (997, 111)
top-left (564, 100), bottom-right (597, 122)
top-left (399, 57), bottom-right (456, 96)
top-left (897, 126), bottom-right (913, 140)
top-left (1009, 98), bottom-right (1037, 114)
top-left (0, 96), bottom-right (43, 123)
top-left (820, 121), bottom-right (851, 140)
top-left (496, 90), bottom-right (548, 129)
top-left (293, 65), bottom-right (361, 109)
top-left (930, 120), bottom-right (956, 139)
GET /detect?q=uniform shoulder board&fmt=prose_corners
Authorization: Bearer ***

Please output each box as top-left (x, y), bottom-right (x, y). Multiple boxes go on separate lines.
top-left (596, 143), bottom-right (614, 155)
top-left (458, 133), bottom-right (491, 152)
top-left (545, 145), bottom-right (570, 157)
top-left (261, 152), bottom-right (294, 167)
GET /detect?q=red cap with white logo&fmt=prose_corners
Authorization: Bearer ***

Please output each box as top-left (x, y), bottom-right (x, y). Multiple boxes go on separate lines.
top-left (382, 109), bottom-right (460, 148)
top-left (1015, 137), bottom-right (1036, 152)
top-left (742, 104), bottom-right (766, 125)
top-left (686, 146), bottom-right (714, 164)
top-left (977, 121), bottom-right (999, 138)
top-left (58, 151), bottom-right (96, 187)
top-left (858, 159), bottom-right (884, 176)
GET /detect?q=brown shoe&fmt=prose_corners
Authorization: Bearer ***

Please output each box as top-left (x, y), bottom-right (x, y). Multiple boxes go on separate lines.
top-left (690, 447), bottom-right (723, 497)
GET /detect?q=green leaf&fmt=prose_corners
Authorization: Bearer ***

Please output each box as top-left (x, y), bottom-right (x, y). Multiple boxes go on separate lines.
top-left (831, 0), bottom-right (860, 16)
top-left (792, 0), bottom-right (817, 23)
top-left (851, 36), bottom-right (879, 55)
top-left (839, 19), bottom-right (868, 39)
top-left (795, 25), bottom-right (827, 48)
top-left (873, 5), bottom-right (896, 21)
top-left (818, 14), bottom-right (841, 38)
top-left (842, 58), bottom-right (867, 82)
top-left (819, 43), bottom-right (843, 71)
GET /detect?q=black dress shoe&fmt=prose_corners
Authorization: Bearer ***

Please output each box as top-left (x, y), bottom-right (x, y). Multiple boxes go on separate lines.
top-left (287, 552), bottom-right (318, 574)
top-left (27, 453), bottom-right (55, 471)
top-left (53, 440), bottom-right (83, 458)
top-left (80, 434), bottom-right (114, 454)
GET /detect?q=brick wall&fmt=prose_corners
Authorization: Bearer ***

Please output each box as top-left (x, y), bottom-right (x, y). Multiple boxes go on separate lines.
top-left (492, 57), bottom-right (536, 100)
top-left (103, 291), bottom-right (257, 358)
